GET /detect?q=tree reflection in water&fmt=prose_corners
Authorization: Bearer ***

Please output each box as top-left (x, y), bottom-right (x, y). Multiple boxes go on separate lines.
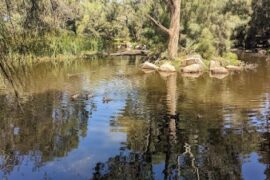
top-left (91, 69), bottom-right (270, 180)
top-left (0, 57), bottom-right (270, 179)
top-left (0, 90), bottom-right (92, 176)
top-left (92, 72), bottom-right (183, 179)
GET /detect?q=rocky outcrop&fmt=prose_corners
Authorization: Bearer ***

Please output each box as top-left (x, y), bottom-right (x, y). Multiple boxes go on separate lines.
top-left (182, 55), bottom-right (206, 67)
top-left (159, 63), bottom-right (176, 72)
top-left (182, 64), bottom-right (203, 73)
top-left (209, 60), bottom-right (229, 74)
top-left (141, 62), bottom-right (158, 70)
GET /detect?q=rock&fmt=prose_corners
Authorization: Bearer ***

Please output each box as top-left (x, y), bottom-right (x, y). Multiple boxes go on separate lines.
top-left (257, 49), bottom-right (267, 55)
top-left (182, 72), bottom-right (203, 78)
top-left (209, 60), bottom-right (221, 69)
top-left (141, 62), bottom-right (158, 70)
top-left (210, 67), bottom-right (229, 74)
top-left (182, 55), bottom-right (205, 67)
top-left (226, 65), bottom-right (242, 72)
top-left (209, 60), bottom-right (228, 74)
top-left (182, 64), bottom-right (203, 73)
top-left (159, 71), bottom-right (175, 78)
top-left (141, 69), bottom-right (156, 74)
top-left (159, 63), bottom-right (176, 72)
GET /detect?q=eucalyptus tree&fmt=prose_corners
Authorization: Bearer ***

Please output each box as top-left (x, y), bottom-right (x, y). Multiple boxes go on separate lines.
top-left (146, 0), bottom-right (181, 60)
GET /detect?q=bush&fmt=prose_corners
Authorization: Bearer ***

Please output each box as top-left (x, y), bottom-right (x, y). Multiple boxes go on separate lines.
top-left (196, 28), bottom-right (216, 60)
top-left (222, 52), bottom-right (241, 65)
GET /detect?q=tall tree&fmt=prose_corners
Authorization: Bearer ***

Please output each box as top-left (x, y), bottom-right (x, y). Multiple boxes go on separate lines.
top-left (147, 0), bottom-right (181, 60)
top-left (246, 0), bottom-right (270, 49)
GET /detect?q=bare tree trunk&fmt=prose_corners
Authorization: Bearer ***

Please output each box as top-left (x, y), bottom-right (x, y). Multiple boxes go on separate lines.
top-left (148, 0), bottom-right (181, 60)
top-left (168, 0), bottom-right (181, 59)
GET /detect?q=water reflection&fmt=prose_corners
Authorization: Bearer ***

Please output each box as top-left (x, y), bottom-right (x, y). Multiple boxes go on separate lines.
top-left (0, 55), bottom-right (270, 179)
top-left (0, 91), bottom-right (90, 176)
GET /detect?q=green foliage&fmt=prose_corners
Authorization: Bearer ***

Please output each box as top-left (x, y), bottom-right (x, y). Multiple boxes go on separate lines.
top-left (45, 32), bottom-right (101, 56)
top-left (0, 0), bottom-right (106, 60)
top-left (5, 31), bottom-right (101, 58)
top-left (222, 52), bottom-right (241, 65)
top-left (181, 0), bottom-right (252, 58)
top-left (0, 0), bottom-right (268, 63)
top-left (195, 28), bottom-right (216, 59)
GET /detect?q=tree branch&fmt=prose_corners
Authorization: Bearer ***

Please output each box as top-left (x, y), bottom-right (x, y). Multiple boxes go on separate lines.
top-left (146, 14), bottom-right (170, 34)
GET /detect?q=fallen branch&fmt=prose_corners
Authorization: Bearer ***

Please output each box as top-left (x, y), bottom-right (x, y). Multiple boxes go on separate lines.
top-left (110, 50), bottom-right (149, 56)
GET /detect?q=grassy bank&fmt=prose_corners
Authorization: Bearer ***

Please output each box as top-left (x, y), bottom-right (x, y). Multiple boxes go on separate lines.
top-left (5, 31), bottom-right (103, 64)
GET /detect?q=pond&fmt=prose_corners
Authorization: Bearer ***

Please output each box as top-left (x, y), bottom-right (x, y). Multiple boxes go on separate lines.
top-left (0, 54), bottom-right (270, 180)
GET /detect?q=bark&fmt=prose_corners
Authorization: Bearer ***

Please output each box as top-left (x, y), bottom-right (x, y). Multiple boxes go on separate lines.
top-left (168, 0), bottom-right (181, 59)
top-left (148, 0), bottom-right (181, 60)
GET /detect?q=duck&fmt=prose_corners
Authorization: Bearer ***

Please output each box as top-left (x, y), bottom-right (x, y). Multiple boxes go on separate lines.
top-left (197, 114), bottom-right (203, 119)
top-left (71, 94), bottom-right (80, 101)
top-left (103, 96), bottom-right (112, 103)
top-left (85, 93), bottom-right (94, 99)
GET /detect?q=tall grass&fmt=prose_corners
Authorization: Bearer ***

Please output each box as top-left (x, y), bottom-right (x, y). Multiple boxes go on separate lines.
top-left (45, 32), bottom-right (102, 57)
top-left (5, 31), bottom-right (103, 64)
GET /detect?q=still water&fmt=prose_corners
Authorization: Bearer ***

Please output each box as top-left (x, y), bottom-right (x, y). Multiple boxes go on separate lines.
top-left (0, 54), bottom-right (270, 180)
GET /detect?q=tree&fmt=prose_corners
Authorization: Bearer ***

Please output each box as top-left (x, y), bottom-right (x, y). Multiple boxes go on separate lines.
top-left (147, 0), bottom-right (181, 60)
top-left (246, 0), bottom-right (270, 49)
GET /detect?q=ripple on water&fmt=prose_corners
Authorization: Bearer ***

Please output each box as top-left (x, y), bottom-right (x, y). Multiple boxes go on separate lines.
top-left (0, 57), bottom-right (270, 179)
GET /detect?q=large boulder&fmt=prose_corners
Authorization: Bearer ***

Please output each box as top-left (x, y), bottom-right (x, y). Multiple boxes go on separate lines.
top-left (226, 65), bottom-right (242, 72)
top-left (182, 64), bottom-right (203, 73)
top-left (182, 72), bottom-right (203, 78)
top-left (209, 60), bottom-right (228, 74)
top-left (159, 71), bottom-right (175, 78)
top-left (210, 67), bottom-right (229, 74)
top-left (257, 49), bottom-right (267, 55)
top-left (182, 55), bottom-right (206, 67)
top-left (141, 62), bottom-right (158, 70)
top-left (141, 69), bottom-right (156, 74)
top-left (159, 63), bottom-right (176, 72)
top-left (209, 60), bottom-right (221, 69)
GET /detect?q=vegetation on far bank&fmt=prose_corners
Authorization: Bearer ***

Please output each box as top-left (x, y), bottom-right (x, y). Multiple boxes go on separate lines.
top-left (0, 0), bottom-right (269, 65)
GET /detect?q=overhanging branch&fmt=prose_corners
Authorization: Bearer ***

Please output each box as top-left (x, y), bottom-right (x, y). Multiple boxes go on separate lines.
top-left (146, 14), bottom-right (170, 34)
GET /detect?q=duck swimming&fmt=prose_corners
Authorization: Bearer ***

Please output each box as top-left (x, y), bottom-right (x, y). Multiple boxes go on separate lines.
top-left (103, 96), bottom-right (112, 103)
